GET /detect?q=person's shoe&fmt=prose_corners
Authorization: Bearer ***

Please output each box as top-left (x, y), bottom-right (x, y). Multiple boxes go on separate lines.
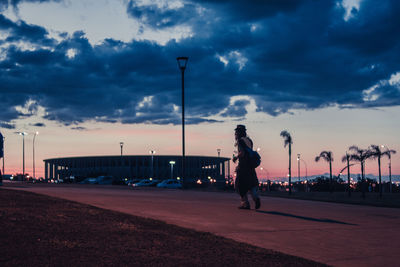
top-left (255, 198), bottom-right (261, 209)
top-left (238, 205), bottom-right (250, 210)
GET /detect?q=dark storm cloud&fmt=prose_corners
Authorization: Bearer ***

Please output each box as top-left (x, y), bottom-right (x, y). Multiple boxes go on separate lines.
top-left (197, 0), bottom-right (303, 21)
top-left (0, 0), bottom-right (61, 10)
top-left (126, 0), bottom-right (198, 29)
top-left (0, 14), bottom-right (55, 47)
top-left (0, 121), bottom-right (16, 129)
top-left (220, 99), bottom-right (250, 118)
top-left (31, 122), bottom-right (45, 127)
top-left (70, 126), bottom-right (86, 131)
top-left (0, 0), bottom-right (400, 127)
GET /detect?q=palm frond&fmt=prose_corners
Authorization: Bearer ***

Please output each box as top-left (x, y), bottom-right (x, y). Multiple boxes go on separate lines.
top-left (368, 145), bottom-right (382, 160)
top-left (382, 149), bottom-right (397, 159)
top-left (280, 130), bottom-right (292, 147)
top-left (315, 151), bottom-right (333, 162)
top-left (348, 145), bottom-right (360, 153)
top-left (347, 146), bottom-right (372, 162)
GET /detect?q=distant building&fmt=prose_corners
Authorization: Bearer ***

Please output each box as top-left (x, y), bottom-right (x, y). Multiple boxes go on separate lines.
top-left (43, 155), bottom-right (230, 184)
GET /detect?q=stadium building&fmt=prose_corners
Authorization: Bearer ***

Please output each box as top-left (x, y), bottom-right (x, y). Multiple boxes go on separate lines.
top-left (43, 155), bottom-right (231, 184)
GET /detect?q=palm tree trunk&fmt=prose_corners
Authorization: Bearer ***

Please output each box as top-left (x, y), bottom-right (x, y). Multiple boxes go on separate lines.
top-left (289, 144), bottom-right (292, 195)
top-left (361, 161), bottom-right (365, 199)
top-left (389, 161), bottom-right (392, 193)
top-left (378, 156), bottom-right (382, 198)
top-left (329, 160), bottom-right (332, 193)
top-left (347, 155), bottom-right (351, 197)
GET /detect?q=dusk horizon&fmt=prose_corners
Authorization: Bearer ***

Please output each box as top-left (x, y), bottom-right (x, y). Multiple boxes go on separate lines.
top-left (1, 0), bottom-right (399, 180)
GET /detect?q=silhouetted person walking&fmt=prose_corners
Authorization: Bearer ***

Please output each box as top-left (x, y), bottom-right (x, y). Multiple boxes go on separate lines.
top-left (232, 125), bottom-right (260, 209)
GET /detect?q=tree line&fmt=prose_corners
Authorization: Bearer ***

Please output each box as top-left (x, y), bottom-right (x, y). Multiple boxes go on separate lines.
top-left (280, 130), bottom-right (396, 198)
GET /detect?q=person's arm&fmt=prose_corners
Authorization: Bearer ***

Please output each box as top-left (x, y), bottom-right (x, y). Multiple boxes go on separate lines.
top-left (237, 139), bottom-right (246, 159)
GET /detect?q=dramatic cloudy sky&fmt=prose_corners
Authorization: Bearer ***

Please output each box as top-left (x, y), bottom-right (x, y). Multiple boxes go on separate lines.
top-left (1, 0), bottom-right (399, 179)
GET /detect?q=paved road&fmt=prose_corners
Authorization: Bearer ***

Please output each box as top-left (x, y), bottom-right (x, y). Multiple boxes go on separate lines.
top-left (4, 183), bottom-right (400, 267)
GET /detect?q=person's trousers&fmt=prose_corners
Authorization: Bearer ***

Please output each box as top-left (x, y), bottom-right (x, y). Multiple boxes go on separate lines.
top-left (240, 186), bottom-right (259, 207)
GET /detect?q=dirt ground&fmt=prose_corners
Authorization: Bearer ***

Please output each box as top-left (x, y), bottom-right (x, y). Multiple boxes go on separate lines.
top-left (0, 188), bottom-right (326, 267)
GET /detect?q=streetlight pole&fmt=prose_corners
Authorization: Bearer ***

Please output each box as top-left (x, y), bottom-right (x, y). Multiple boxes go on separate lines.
top-left (120, 142), bottom-right (124, 156)
top-left (297, 154), bottom-right (301, 182)
top-left (217, 149), bottom-right (221, 157)
top-left (177, 57), bottom-right (188, 187)
top-left (18, 132), bottom-right (28, 180)
top-left (300, 158), bottom-right (308, 192)
top-left (345, 152), bottom-right (351, 196)
top-left (381, 145), bottom-right (392, 193)
top-left (149, 150), bottom-right (156, 178)
top-left (169, 161), bottom-right (175, 180)
top-left (33, 132), bottom-right (39, 179)
top-left (2, 135), bottom-right (4, 176)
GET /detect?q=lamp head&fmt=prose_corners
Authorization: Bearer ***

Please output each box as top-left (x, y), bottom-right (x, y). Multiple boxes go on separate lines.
top-left (176, 57), bottom-right (189, 71)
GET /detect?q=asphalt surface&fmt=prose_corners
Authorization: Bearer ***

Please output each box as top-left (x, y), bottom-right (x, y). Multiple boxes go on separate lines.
top-left (4, 182), bottom-right (400, 267)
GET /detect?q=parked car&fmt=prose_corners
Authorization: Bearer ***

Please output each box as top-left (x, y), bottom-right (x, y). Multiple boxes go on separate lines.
top-left (97, 176), bottom-right (114, 185)
top-left (79, 177), bottom-right (98, 184)
top-left (132, 179), bottom-right (160, 187)
top-left (126, 179), bottom-right (142, 186)
top-left (157, 179), bottom-right (182, 189)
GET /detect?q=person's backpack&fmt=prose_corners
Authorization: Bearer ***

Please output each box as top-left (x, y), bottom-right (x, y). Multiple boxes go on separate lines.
top-left (242, 141), bottom-right (261, 168)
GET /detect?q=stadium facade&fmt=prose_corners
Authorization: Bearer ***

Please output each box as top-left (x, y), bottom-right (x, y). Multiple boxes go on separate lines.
top-left (43, 155), bottom-right (231, 183)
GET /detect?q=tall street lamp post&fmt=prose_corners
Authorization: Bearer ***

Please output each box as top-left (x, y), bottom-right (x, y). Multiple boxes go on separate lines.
top-left (33, 131), bottom-right (39, 179)
top-left (381, 145), bottom-right (392, 193)
top-left (346, 151), bottom-right (351, 196)
top-left (177, 56), bottom-right (188, 187)
top-left (149, 150), bottom-right (156, 178)
top-left (300, 158), bottom-right (308, 192)
top-left (18, 132), bottom-right (28, 180)
top-left (169, 161), bottom-right (175, 180)
top-left (297, 154), bottom-right (301, 182)
top-left (300, 158), bottom-right (308, 181)
top-left (1, 135), bottom-right (4, 176)
top-left (120, 142), bottom-right (124, 156)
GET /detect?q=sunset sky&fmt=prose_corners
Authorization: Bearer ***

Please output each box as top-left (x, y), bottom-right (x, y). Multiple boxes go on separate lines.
top-left (1, 0), bottom-right (399, 180)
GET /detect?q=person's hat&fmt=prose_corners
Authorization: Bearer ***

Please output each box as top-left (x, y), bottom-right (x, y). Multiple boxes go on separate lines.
top-left (235, 124), bottom-right (246, 132)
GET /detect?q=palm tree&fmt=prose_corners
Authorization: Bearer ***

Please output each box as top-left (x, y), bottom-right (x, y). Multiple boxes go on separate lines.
top-left (369, 145), bottom-right (397, 198)
top-left (280, 130), bottom-right (293, 195)
top-left (315, 151), bottom-right (334, 192)
top-left (346, 146), bottom-right (372, 199)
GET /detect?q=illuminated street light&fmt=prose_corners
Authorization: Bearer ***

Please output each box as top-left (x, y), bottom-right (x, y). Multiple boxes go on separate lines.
top-left (120, 142), bottom-right (124, 156)
top-left (297, 154), bottom-right (301, 182)
top-left (149, 150), bottom-right (156, 178)
top-left (381, 145), bottom-right (393, 193)
top-left (17, 132), bottom-right (28, 180)
top-left (169, 160), bottom-right (176, 179)
top-left (33, 131), bottom-right (39, 179)
top-left (177, 56), bottom-right (188, 187)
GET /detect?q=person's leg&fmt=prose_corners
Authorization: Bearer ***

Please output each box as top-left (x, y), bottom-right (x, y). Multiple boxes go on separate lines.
top-left (250, 186), bottom-right (261, 209)
top-left (239, 192), bottom-right (250, 209)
